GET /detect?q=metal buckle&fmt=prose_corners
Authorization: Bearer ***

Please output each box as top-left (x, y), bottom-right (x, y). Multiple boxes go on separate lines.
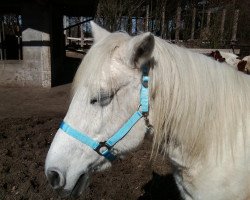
top-left (137, 104), bottom-right (142, 111)
top-left (95, 141), bottom-right (111, 155)
top-left (138, 104), bottom-right (149, 117)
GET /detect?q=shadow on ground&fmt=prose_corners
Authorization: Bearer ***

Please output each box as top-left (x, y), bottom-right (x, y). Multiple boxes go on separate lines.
top-left (139, 172), bottom-right (181, 200)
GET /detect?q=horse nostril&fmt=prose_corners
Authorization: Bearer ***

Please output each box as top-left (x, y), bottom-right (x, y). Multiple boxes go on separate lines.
top-left (47, 168), bottom-right (65, 189)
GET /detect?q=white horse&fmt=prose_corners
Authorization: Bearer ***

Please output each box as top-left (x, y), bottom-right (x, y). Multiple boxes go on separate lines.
top-left (45, 22), bottom-right (250, 200)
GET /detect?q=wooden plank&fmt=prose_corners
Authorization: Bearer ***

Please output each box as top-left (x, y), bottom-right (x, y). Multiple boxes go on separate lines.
top-left (190, 48), bottom-right (240, 54)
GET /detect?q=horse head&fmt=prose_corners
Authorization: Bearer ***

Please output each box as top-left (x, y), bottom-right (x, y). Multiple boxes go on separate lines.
top-left (45, 22), bottom-right (155, 197)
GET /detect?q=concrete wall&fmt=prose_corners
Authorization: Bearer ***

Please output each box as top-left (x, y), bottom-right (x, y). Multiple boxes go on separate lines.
top-left (0, 3), bottom-right (51, 87)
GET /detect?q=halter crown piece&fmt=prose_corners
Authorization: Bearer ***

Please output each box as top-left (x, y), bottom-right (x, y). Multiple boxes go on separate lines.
top-left (60, 65), bottom-right (150, 161)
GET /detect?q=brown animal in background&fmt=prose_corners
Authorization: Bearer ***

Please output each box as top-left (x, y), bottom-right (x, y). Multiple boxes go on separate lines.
top-left (237, 60), bottom-right (248, 74)
top-left (208, 50), bottom-right (226, 62)
top-left (207, 50), bottom-right (250, 75)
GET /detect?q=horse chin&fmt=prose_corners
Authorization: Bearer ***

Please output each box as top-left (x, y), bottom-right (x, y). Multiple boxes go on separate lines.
top-left (70, 162), bottom-right (110, 197)
top-left (72, 173), bottom-right (90, 198)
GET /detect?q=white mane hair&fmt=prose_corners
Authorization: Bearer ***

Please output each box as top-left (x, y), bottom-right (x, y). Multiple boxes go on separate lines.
top-left (72, 31), bottom-right (250, 165)
top-left (151, 37), bottom-right (250, 164)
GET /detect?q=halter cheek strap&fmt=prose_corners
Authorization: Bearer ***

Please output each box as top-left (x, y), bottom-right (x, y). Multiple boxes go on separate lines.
top-left (59, 65), bottom-right (150, 161)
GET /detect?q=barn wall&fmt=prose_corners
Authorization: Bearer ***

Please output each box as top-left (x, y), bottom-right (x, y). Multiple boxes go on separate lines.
top-left (0, 3), bottom-right (51, 87)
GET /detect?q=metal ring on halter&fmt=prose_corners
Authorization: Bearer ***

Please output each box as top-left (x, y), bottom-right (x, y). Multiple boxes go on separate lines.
top-left (95, 141), bottom-right (111, 155)
top-left (138, 104), bottom-right (149, 118)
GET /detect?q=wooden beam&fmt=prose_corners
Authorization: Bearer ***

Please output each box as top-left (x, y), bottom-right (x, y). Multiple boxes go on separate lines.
top-left (220, 9), bottom-right (226, 41)
top-left (191, 7), bottom-right (196, 40)
top-left (175, 6), bottom-right (181, 42)
top-left (231, 9), bottom-right (239, 42)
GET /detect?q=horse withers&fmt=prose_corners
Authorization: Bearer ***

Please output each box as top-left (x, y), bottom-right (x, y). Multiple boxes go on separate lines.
top-left (45, 22), bottom-right (250, 200)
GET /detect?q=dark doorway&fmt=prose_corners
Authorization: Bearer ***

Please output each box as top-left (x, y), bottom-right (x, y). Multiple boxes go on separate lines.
top-left (50, 1), bottom-right (97, 87)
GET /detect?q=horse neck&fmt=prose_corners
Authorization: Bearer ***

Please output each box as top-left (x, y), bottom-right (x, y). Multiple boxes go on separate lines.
top-left (150, 38), bottom-right (250, 164)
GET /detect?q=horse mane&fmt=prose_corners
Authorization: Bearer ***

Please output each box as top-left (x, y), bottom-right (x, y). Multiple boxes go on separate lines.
top-left (150, 37), bottom-right (250, 164)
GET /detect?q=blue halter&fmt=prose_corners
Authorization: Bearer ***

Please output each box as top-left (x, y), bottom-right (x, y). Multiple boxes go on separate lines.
top-left (60, 65), bottom-right (150, 161)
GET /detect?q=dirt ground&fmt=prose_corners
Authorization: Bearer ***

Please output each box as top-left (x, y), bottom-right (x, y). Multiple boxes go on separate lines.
top-left (0, 84), bottom-right (181, 200)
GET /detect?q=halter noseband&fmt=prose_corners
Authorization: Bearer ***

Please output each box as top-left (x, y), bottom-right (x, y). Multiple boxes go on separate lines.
top-left (59, 65), bottom-right (150, 161)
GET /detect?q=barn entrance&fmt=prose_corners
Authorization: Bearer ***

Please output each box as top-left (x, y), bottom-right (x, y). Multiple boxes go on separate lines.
top-left (50, 1), bottom-right (98, 87)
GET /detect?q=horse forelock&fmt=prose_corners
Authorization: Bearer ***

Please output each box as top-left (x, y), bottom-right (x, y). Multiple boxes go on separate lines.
top-left (150, 37), bottom-right (250, 164)
top-left (71, 32), bottom-right (130, 98)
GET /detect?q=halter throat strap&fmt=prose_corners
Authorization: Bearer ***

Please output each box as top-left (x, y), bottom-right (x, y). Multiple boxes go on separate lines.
top-left (60, 65), bottom-right (150, 161)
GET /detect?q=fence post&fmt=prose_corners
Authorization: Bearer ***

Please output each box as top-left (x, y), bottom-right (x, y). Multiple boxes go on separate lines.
top-left (231, 9), bottom-right (239, 42)
top-left (204, 9), bottom-right (211, 40)
top-left (80, 17), bottom-right (84, 48)
top-left (191, 7), bottom-right (196, 40)
top-left (0, 19), bottom-right (2, 60)
top-left (206, 9), bottom-right (211, 30)
top-left (63, 16), bottom-right (68, 46)
top-left (200, 2), bottom-right (205, 30)
top-left (220, 9), bottom-right (226, 42)
top-left (175, 6), bottom-right (181, 42)
top-left (161, 2), bottom-right (166, 39)
top-left (145, 4), bottom-right (149, 32)
top-left (2, 20), bottom-right (6, 60)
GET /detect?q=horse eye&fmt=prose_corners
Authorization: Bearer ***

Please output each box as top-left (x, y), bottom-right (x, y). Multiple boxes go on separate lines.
top-left (90, 92), bottom-right (114, 106)
top-left (99, 93), bottom-right (114, 107)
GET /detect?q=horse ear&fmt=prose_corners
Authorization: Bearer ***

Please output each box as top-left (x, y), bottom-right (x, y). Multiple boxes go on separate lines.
top-left (126, 32), bottom-right (155, 68)
top-left (90, 21), bottom-right (110, 43)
